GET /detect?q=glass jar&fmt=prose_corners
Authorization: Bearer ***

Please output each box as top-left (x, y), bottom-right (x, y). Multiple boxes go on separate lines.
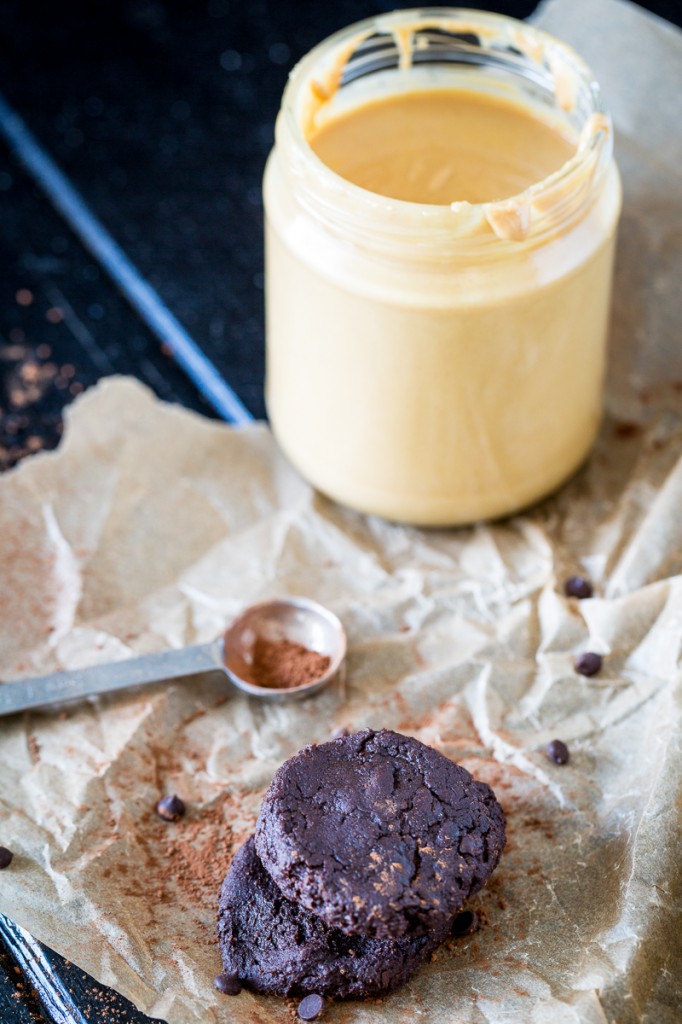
top-left (263, 8), bottom-right (622, 526)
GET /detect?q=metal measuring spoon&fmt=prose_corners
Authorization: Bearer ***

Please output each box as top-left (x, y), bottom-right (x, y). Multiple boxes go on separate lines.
top-left (0, 597), bottom-right (346, 717)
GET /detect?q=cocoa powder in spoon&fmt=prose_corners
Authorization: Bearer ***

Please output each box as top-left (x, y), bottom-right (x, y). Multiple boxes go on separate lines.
top-left (250, 637), bottom-right (330, 689)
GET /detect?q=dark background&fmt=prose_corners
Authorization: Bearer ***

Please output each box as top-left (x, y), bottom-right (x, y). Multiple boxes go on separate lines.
top-left (1, 1), bottom-right (681, 1020)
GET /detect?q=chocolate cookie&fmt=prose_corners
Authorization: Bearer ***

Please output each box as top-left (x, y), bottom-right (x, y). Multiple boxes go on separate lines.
top-left (255, 729), bottom-right (505, 939)
top-left (218, 836), bottom-right (450, 998)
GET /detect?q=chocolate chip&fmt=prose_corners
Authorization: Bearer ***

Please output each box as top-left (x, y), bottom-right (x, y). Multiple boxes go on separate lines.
top-left (214, 971), bottom-right (241, 996)
top-left (546, 739), bottom-right (570, 765)
top-left (0, 847), bottom-right (14, 869)
top-left (451, 910), bottom-right (479, 937)
top-left (156, 794), bottom-right (186, 821)
top-left (575, 652), bottom-right (603, 677)
top-left (298, 993), bottom-right (326, 1020)
top-left (564, 576), bottom-right (593, 599)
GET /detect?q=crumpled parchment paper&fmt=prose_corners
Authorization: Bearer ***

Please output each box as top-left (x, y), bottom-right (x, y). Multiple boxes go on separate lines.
top-left (1, 0), bottom-right (681, 1021)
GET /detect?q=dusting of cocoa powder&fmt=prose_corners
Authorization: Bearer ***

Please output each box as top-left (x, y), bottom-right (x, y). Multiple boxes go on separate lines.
top-left (250, 637), bottom-right (330, 689)
top-left (155, 794), bottom-right (242, 908)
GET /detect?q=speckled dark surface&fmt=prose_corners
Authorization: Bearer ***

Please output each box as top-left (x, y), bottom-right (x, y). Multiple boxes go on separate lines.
top-left (1, 1), bottom-right (680, 1020)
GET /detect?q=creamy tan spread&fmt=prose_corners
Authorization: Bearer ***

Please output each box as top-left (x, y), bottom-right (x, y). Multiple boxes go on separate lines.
top-left (308, 88), bottom-right (576, 206)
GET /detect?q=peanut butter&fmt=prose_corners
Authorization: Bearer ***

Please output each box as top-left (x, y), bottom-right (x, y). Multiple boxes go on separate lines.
top-left (308, 88), bottom-right (576, 206)
top-left (264, 10), bottom-right (622, 525)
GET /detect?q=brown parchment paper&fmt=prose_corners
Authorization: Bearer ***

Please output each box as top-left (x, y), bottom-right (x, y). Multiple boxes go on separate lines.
top-left (1, 0), bottom-right (681, 1021)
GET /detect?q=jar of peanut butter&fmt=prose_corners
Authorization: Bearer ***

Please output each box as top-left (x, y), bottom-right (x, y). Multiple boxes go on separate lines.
top-left (264, 8), bottom-right (621, 526)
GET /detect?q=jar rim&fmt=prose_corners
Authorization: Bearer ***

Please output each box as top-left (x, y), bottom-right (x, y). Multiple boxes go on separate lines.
top-left (278, 7), bottom-right (614, 248)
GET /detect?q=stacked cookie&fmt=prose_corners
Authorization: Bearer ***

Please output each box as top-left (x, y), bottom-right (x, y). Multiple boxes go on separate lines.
top-left (218, 729), bottom-right (506, 1000)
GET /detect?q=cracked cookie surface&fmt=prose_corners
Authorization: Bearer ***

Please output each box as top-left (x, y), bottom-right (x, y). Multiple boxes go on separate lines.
top-left (255, 728), bottom-right (506, 939)
top-left (218, 835), bottom-right (450, 997)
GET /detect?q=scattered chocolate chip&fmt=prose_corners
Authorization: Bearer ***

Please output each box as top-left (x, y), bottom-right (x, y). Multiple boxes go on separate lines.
top-left (156, 794), bottom-right (186, 821)
top-left (451, 910), bottom-right (479, 937)
top-left (575, 652), bottom-right (603, 677)
top-left (615, 421), bottom-right (641, 439)
top-left (298, 993), bottom-right (326, 1020)
top-left (214, 971), bottom-right (241, 996)
top-left (564, 576), bottom-right (593, 599)
top-left (546, 739), bottom-right (570, 765)
top-left (0, 847), bottom-right (14, 869)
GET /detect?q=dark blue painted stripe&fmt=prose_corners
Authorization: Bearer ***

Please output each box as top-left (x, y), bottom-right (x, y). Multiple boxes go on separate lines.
top-left (0, 92), bottom-right (254, 426)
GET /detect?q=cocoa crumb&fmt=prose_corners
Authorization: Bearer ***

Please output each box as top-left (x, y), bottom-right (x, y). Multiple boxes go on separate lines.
top-left (26, 733), bottom-right (41, 764)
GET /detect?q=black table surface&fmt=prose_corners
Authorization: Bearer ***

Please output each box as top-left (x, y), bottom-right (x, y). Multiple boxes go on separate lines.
top-left (1, 1), bottom-right (680, 1020)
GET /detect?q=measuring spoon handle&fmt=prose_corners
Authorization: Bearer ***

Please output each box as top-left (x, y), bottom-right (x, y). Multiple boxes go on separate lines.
top-left (0, 643), bottom-right (222, 717)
